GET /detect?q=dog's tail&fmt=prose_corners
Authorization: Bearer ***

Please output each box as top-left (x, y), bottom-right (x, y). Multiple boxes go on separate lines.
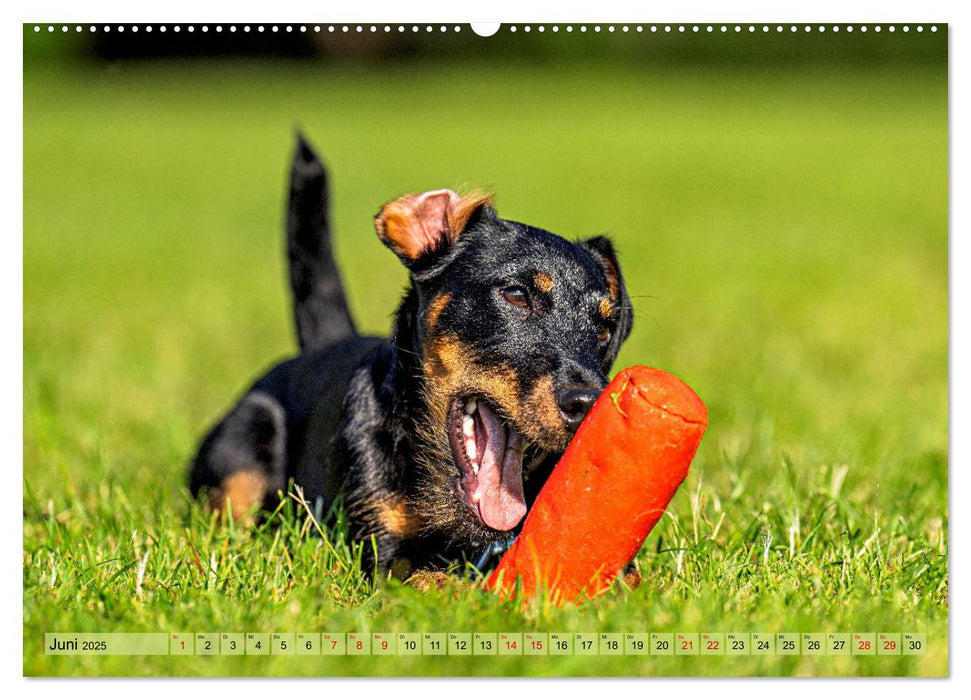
top-left (287, 134), bottom-right (357, 352)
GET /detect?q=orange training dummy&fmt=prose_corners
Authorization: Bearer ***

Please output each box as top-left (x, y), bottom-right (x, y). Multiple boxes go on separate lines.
top-left (487, 365), bottom-right (708, 603)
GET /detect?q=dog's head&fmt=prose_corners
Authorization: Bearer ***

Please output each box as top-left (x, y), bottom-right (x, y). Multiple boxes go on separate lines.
top-left (375, 189), bottom-right (633, 545)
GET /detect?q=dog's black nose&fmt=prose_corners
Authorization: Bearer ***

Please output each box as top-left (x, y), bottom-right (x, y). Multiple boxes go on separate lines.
top-left (558, 387), bottom-right (600, 432)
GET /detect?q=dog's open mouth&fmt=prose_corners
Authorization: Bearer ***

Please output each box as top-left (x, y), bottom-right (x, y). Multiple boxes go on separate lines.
top-left (447, 396), bottom-right (532, 531)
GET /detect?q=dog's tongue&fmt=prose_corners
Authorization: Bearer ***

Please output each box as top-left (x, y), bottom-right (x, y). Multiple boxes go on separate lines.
top-left (474, 402), bottom-right (527, 531)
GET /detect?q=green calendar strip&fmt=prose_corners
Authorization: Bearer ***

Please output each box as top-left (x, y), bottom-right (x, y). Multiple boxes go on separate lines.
top-left (44, 632), bottom-right (930, 656)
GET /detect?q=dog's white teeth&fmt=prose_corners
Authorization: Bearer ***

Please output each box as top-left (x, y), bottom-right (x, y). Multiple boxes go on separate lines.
top-left (472, 492), bottom-right (481, 504)
top-left (462, 414), bottom-right (478, 464)
top-left (472, 461), bottom-right (479, 475)
top-left (465, 398), bottom-right (477, 415)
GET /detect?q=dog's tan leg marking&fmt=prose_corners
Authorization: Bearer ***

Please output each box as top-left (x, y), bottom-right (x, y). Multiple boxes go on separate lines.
top-left (209, 471), bottom-right (268, 522)
top-left (375, 496), bottom-right (423, 539)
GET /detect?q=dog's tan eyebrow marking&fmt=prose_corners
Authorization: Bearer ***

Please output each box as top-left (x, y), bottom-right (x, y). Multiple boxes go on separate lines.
top-left (533, 272), bottom-right (554, 293)
top-left (425, 292), bottom-right (452, 329)
top-left (599, 298), bottom-right (614, 319)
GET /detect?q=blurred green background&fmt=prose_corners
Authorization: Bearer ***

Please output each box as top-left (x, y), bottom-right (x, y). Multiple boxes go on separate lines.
top-left (23, 24), bottom-right (947, 676)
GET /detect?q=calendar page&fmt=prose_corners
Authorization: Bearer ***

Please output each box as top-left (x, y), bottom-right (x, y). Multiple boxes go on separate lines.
top-left (22, 18), bottom-right (948, 678)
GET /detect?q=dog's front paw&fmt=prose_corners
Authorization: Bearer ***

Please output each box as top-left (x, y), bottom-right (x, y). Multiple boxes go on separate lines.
top-left (623, 562), bottom-right (642, 590)
top-left (404, 569), bottom-right (452, 593)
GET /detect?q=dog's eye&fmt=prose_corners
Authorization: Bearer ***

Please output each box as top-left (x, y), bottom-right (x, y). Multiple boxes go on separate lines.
top-left (598, 328), bottom-right (612, 345)
top-left (502, 286), bottom-right (529, 308)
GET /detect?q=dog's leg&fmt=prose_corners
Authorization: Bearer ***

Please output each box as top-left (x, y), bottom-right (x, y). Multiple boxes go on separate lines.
top-left (287, 134), bottom-right (357, 352)
top-left (358, 531), bottom-right (408, 579)
top-left (189, 391), bottom-right (287, 522)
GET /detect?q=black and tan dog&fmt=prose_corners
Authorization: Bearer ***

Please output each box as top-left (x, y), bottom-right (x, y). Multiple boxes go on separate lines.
top-left (189, 136), bottom-right (633, 575)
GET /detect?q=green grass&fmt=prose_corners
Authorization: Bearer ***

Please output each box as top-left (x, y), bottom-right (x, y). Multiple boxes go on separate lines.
top-left (23, 52), bottom-right (948, 676)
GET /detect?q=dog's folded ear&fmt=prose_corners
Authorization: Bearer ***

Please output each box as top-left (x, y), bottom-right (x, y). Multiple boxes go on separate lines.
top-left (375, 189), bottom-right (493, 266)
top-left (580, 235), bottom-right (634, 368)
